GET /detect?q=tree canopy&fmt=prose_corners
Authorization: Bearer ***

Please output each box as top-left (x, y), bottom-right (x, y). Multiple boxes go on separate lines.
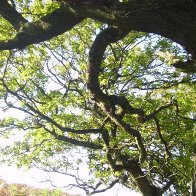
top-left (0, 1), bottom-right (195, 195)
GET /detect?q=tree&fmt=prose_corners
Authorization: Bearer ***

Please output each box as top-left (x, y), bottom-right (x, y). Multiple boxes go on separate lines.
top-left (0, 0), bottom-right (195, 195)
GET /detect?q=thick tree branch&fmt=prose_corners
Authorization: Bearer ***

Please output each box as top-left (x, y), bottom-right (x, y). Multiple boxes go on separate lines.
top-left (109, 95), bottom-right (144, 116)
top-left (0, 0), bottom-right (27, 30)
top-left (0, 0), bottom-right (195, 65)
top-left (87, 26), bottom-right (147, 159)
top-left (87, 27), bottom-right (130, 98)
top-left (0, 4), bottom-right (85, 50)
top-left (172, 60), bottom-right (196, 73)
top-left (43, 126), bottom-right (103, 150)
top-left (119, 154), bottom-right (162, 196)
top-left (101, 128), bottom-right (126, 171)
top-left (87, 26), bottom-right (160, 195)
top-left (75, 0), bottom-right (196, 59)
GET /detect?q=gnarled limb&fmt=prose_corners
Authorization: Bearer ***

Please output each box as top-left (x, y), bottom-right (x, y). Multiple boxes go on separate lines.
top-left (74, 0), bottom-right (196, 59)
top-left (0, 4), bottom-right (85, 50)
top-left (87, 26), bottom-right (161, 196)
top-left (172, 60), bottom-right (196, 73)
top-left (0, 0), bottom-right (27, 30)
top-left (43, 126), bottom-right (103, 149)
top-left (0, 0), bottom-right (195, 64)
top-left (0, 0), bottom-right (196, 56)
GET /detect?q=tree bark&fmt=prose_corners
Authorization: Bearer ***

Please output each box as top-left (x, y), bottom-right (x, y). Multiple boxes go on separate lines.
top-left (0, 1), bottom-right (195, 71)
top-left (0, 1), bottom-right (195, 57)
top-left (75, 0), bottom-right (196, 59)
top-left (0, 1), bottom-right (195, 194)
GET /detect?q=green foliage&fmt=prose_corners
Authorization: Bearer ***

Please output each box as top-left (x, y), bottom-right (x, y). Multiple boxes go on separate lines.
top-left (0, 2), bottom-right (195, 195)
